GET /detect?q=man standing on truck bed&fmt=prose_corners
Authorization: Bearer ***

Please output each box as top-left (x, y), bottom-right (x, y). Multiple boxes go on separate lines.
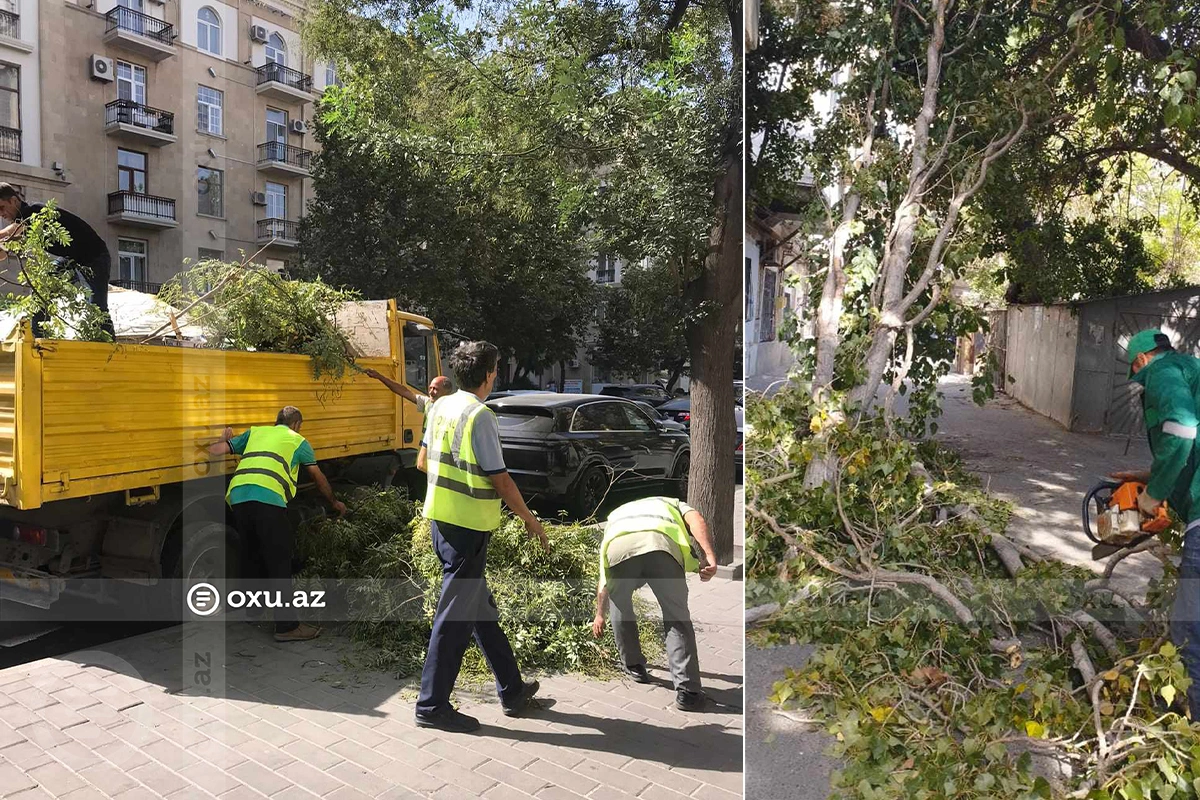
top-left (0, 183), bottom-right (114, 337)
top-left (208, 406), bottom-right (346, 642)
top-left (415, 340), bottom-right (549, 733)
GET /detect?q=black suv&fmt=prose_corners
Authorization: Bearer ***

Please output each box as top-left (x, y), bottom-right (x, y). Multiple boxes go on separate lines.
top-left (598, 383), bottom-right (675, 407)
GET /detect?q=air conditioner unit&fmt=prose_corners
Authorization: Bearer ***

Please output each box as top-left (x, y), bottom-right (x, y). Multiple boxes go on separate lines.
top-left (290, 119), bottom-right (307, 135)
top-left (90, 55), bottom-right (114, 83)
top-left (249, 25), bottom-right (269, 43)
top-left (251, 191), bottom-right (267, 206)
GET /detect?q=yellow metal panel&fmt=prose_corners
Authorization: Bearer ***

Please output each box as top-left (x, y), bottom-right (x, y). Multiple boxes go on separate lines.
top-left (12, 325), bottom-right (41, 509)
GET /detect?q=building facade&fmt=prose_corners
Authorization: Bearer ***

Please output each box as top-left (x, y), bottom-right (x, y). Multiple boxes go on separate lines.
top-left (745, 207), bottom-right (807, 388)
top-left (0, 0), bottom-right (333, 290)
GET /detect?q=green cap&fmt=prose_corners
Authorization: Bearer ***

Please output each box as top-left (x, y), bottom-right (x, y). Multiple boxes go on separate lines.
top-left (1127, 328), bottom-right (1165, 376)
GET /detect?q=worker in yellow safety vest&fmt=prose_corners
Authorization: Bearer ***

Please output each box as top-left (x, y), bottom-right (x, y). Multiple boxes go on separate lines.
top-left (208, 405), bottom-right (346, 642)
top-left (414, 340), bottom-right (549, 734)
top-left (592, 495), bottom-right (718, 711)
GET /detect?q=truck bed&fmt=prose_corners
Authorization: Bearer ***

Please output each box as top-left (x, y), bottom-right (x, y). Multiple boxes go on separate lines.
top-left (0, 301), bottom-right (429, 510)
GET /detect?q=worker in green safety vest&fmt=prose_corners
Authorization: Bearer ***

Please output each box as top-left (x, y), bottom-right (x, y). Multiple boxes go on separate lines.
top-left (1112, 329), bottom-right (1200, 714)
top-left (414, 340), bottom-right (549, 734)
top-left (208, 405), bottom-right (346, 642)
top-left (591, 495), bottom-right (718, 711)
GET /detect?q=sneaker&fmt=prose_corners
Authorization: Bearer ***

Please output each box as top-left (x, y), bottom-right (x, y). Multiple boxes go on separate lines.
top-left (675, 689), bottom-right (705, 711)
top-left (273, 623), bottom-right (321, 642)
top-left (415, 706), bottom-right (481, 733)
top-left (501, 680), bottom-right (540, 717)
top-left (624, 664), bottom-right (651, 684)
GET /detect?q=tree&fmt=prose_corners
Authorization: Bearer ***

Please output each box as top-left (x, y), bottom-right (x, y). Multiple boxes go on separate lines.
top-left (305, 0), bottom-right (741, 561)
top-left (589, 263), bottom-right (690, 390)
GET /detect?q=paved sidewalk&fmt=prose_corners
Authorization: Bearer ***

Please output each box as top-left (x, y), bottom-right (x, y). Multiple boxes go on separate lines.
top-left (0, 574), bottom-right (742, 800)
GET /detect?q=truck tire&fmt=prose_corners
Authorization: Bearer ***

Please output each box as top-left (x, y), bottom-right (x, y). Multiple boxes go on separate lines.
top-left (160, 520), bottom-right (238, 619)
top-left (572, 465), bottom-right (611, 521)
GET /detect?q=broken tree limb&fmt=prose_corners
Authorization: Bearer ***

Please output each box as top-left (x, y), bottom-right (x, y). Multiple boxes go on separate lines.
top-left (1102, 537), bottom-right (1168, 580)
top-left (746, 603), bottom-right (781, 626)
top-left (1069, 610), bottom-right (1122, 663)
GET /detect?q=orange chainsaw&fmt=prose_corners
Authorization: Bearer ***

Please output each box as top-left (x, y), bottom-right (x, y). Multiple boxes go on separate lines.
top-left (1083, 480), bottom-right (1172, 560)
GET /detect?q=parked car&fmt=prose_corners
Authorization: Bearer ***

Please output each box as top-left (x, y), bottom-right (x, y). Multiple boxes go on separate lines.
top-left (487, 389), bottom-right (552, 401)
top-left (734, 380), bottom-right (744, 406)
top-left (486, 394), bottom-right (691, 518)
top-left (633, 400), bottom-right (687, 432)
top-left (735, 404), bottom-right (744, 474)
top-left (598, 383), bottom-right (675, 407)
top-left (658, 397), bottom-right (744, 472)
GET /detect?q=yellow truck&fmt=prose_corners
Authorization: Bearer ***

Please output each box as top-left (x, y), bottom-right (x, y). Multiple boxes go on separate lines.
top-left (0, 299), bottom-right (442, 608)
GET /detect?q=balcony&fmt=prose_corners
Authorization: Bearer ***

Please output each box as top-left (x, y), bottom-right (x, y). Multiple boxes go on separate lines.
top-left (256, 142), bottom-right (312, 177)
top-left (107, 191), bottom-right (177, 229)
top-left (104, 100), bottom-right (176, 146)
top-left (111, 279), bottom-right (162, 294)
top-left (254, 63), bottom-right (313, 104)
top-left (0, 126), bottom-right (20, 162)
top-left (256, 218), bottom-right (300, 248)
top-left (103, 7), bottom-right (175, 61)
top-left (0, 10), bottom-right (29, 53)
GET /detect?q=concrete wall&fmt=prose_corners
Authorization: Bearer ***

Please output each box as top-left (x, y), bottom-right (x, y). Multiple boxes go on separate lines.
top-left (1004, 304), bottom-right (1079, 428)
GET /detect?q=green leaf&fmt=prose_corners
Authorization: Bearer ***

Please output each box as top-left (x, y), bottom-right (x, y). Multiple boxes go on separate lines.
top-left (1162, 684), bottom-right (1177, 705)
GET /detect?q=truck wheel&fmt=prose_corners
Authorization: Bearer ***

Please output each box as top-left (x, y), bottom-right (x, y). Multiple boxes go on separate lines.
top-left (671, 453), bottom-right (691, 501)
top-left (572, 465), bottom-right (611, 520)
top-left (161, 520), bottom-right (238, 618)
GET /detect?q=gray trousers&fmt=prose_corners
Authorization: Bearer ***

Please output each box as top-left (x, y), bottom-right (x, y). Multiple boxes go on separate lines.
top-left (608, 550), bottom-right (701, 693)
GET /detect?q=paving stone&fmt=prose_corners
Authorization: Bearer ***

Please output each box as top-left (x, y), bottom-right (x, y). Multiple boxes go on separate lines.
top-left (477, 758), bottom-right (553, 795)
top-left (25, 760), bottom-right (88, 796)
top-left (43, 739), bottom-right (103, 772)
top-left (14, 721), bottom-right (71, 750)
top-left (228, 758), bottom-right (293, 797)
top-left (0, 761), bottom-right (37, 796)
top-left (373, 759), bottom-right (446, 795)
top-left (94, 740), bottom-right (152, 772)
top-left (281, 738), bottom-right (344, 772)
top-left (77, 761), bottom-right (142, 797)
top-left (526, 760), bottom-right (600, 797)
top-left (127, 761), bottom-right (190, 796)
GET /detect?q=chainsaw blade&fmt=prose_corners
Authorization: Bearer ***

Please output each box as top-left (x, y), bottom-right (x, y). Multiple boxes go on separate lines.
top-left (1091, 533), bottom-right (1153, 561)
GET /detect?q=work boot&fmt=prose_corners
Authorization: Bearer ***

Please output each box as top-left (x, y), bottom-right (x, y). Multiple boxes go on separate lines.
top-left (415, 706), bottom-right (481, 733)
top-left (274, 623), bottom-right (321, 642)
top-left (624, 664), bottom-right (651, 684)
top-left (501, 680), bottom-right (541, 717)
top-left (675, 689), bottom-right (705, 711)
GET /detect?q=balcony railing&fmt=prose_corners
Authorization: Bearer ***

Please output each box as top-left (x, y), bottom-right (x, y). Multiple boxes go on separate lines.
top-left (257, 218), bottom-right (300, 242)
top-left (257, 141), bottom-right (312, 170)
top-left (105, 7), bottom-right (174, 46)
top-left (108, 191), bottom-right (176, 222)
top-left (105, 100), bottom-right (174, 135)
top-left (0, 125), bottom-right (20, 162)
top-left (111, 279), bottom-right (162, 294)
top-left (255, 63), bottom-right (312, 93)
top-left (0, 9), bottom-right (20, 40)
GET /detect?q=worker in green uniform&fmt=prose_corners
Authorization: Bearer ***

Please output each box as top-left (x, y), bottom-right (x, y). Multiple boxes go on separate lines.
top-left (209, 406), bottom-right (346, 642)
top-left (1112, 329), bottom-right (1200, 713)
top-left (591, 495), bottom-right (718, 711)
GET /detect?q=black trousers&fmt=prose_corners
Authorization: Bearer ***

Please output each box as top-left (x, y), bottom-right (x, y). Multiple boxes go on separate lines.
top-left (230, 500), bottom-right (298, 634)
top-left (416, 520), bottom-right (523, 716)
top-left (30, 252), bottom-right (114, 338)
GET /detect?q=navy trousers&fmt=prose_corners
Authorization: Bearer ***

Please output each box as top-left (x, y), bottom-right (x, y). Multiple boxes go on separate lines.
top-left (1172, 526), bottom-right (1200, 714)
top-left (416, 520), bottom-right (523, 716)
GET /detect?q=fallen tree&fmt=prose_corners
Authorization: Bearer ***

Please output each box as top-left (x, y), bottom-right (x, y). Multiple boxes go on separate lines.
top-left (746, 387), bottom-right (1200, 800)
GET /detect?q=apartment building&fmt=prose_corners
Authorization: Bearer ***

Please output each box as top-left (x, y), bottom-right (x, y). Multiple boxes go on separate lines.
top-left (0, 0), bottom-right (333, 292)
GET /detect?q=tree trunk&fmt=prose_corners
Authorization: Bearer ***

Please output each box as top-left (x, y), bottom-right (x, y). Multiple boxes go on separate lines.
top-left (687, 121), bottom-right (740, 565)
top-left (559, 360), bottom-right (566, 392)
top-left (666, 364), bottom-right (683, 393)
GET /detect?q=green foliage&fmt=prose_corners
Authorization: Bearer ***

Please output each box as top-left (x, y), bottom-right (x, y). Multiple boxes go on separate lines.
top-left (589, 262), bottom-right (690, 385)
top-left (747, 390), bottom-right (1200, 799)
top-left (295, 487), bottom-right (661, 681)
top-left (157, 260), bottom-right (359, 380)
top-left (0, 203), bottom-right (112, 342)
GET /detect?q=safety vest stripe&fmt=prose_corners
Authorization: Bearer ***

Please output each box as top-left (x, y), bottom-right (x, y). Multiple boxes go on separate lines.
top-left (431, 449), bottom-right (489, 477)
top-left (234, 468), bottom-right (294, 503)
top-left (607, 513), bottom-right (683, 530)
top-left (241, 450), bottom-right (294, 472)
top-left (431, 473), bottom-right (499, 501)
top-left (1163, 421), bottom-right (1198, 440)
top-left (450, 404), bottom-right (486, 455)
top-left (429, 459), bottom-right (493, 490)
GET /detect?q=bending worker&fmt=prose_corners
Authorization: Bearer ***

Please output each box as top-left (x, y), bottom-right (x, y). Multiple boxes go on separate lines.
top-left (208, 406), bottom-right (346, 642)
top-left (415, 341), bottom-right (548, 733)
top-left (363, 369), bottom-right (452, 411)
top-left (591, 495), bottom-right (718, 711)
top-left (1113, 329), bottom-right (1200, 714)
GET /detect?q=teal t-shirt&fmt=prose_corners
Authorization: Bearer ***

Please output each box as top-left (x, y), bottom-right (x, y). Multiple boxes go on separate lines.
top-left (226, 426), bottom-right (317, 508)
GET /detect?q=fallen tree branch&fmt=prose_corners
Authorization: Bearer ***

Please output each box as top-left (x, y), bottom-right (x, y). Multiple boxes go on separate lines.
top-left (746, 603), bottom-right (781, 626)
top-left (1069, 610), bottom-right (1122, 663)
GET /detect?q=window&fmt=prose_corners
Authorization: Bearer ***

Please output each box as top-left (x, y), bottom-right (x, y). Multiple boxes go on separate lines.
top-left (118, 239), bottom-right (147, 282)
top-left (758, 267), bottom-right (778, 343)
top-left (197, 85), bottom-right (222, 135)
top-left (571, 402), bottom-right (628, 432)
top-left (198, 247), bottom-right (223, 263)
top-left (616, 403), bottom-right (655, 433)
top-left (325, 62), bottom-right (337, 88)
top-left (266, 108), bottom-right (287, 143)
top-left (745, 256), bottom-right (754, 321)
top-left (117, 149), bottom-right (147, 194)
top-left (0, 62), bottom-right (17, 161)
top-left (404, 324), bottom-right (431, 390)
top-left (197, 166), bottom-right (223, 217)
top-left (197, 7), bottom-right (221, 56)
top-left (265, 32), bottom-right (286, 66)
top-left (116, 61), bottom-right (146, 106)
top-left (595, 254), bottom-right (617, 284)
top-left (265, 181), bottom-right (286, 219)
